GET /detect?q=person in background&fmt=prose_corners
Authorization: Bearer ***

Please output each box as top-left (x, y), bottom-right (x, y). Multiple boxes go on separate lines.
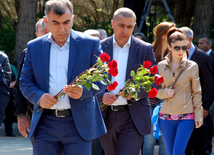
top-left (157, 27), bottom-right (203, 155)
top-left (197, 35), bottom-right (214, 155)
top-left (3, 62), bottom-right (17, 137)
top-left (14, 18), bottom-right (49, 138)
top-left (96, 7), bottom-right (157, 155)
top-left (141, 22), bottom-right (175, 155)
top-left (180, 27), bottom-right (213, 155)
top-left (96, 29), bottom-right (107, 40)
top-left (84, 29), bottom-right (100, 38)
top-left (134, 32), bottom-right (148, 42)
top-left (0, 51), bottom-right (11, 131)
top-left (35, 19), bottom-right (43, 37)
top-left (20, 0), bottom-right (106, 154)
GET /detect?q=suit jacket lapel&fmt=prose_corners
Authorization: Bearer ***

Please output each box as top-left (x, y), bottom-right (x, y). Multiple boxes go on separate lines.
top-left (67, 29), bottom-right (79, 84)
top-left (41, 36), bottom-right (50, 92)
top-left (104, 36), bottom-right (113, 61)
top-left (190, 46), bottom-right (199, 61)
top-left (126, 36), bottom-right (138, 80)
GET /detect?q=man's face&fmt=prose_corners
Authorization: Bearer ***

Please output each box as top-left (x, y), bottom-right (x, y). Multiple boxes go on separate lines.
top-left (111, 14), bottom-right (136, 47)
top-left (198, 38), bottom-right (211, 52)
top-left (35, 23), bottom-right (43, 38)
top-left (44, 7), bottom-right (74, 47)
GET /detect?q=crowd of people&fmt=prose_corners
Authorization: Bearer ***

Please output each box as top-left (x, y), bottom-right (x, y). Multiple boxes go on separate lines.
top-left (0, 0), bottom-right (214, 155)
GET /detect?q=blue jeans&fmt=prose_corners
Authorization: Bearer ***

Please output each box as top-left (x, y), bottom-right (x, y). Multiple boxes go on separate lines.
top-left (160, 119), bottom-right (194, 155)
top-left (141, 105), bottom-right (166, 155)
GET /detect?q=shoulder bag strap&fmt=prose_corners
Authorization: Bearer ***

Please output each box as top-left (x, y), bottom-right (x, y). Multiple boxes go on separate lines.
top-left (171, 60), bottom-right (188, 89)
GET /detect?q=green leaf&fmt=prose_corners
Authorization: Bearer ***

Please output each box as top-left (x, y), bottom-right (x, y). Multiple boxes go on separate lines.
top-left (92, 83), bottom-right (100, 90)
top-left (135, 79), bottom-right (141, 85)
top-left (124, 88), bottom-right (130, 98)
top-left (132, 91), bottom-right (138, 99)
top-left (130, 70), bottom-right (135, 77)
top-left (82, 82), bottom-right (92, 91)
top-left (100, 79), bottom-right (108, 85)
top-left (92, 74), bottom-right (100, 82)
top-left (78, 73), bottom-right (87, 80)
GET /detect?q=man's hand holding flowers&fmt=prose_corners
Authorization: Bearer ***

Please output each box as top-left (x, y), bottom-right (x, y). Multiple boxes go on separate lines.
top-left (37, 52), bottom-right (119, 112)
top-left (63, 85), bottom-right (83, 99)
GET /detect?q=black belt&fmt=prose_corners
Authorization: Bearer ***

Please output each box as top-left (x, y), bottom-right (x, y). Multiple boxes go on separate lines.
top-left (43, 109), bottom-right (72, 117)
top-left (110, 105), bottom-right (129, 111)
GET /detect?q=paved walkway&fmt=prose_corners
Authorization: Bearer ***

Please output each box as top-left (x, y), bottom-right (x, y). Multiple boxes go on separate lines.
top-left (0, 123), bottom-right (214, 155)
top-left (0, 136), bottom-right (32, 155)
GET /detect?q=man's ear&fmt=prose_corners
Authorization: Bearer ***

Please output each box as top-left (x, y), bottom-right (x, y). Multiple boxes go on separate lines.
top-left (189, 37), bottom-right (193, 42)
top-left (111, 20), bottom-right (114, 29)
top-left (43, 16), bottom-right (48, 27)
top-left (35, 32), bottom-right (38, 38)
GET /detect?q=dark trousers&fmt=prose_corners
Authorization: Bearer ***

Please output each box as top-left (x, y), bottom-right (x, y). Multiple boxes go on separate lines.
top-left (185, 114), bottom-right (213, 155)
top-left (33, 113), bottom-right (92, 155)
top-left (92, 138), bottom-right (104, 155)
top-left (185, 125), bottom-right (205, 155)
top-left (100, 108), bottom-right (144, 155)
top-left (203, 114), bottom-right (213, 153)
top-left (4, 93), bottom-right (16, 135)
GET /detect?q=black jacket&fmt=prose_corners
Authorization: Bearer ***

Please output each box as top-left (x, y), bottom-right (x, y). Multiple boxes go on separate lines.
top-left (14, 49), bottom-right (33, 118)
top-left (0, 51), bottom-right (11, 125)
top-left (190, 46), bottom-right (213, 110)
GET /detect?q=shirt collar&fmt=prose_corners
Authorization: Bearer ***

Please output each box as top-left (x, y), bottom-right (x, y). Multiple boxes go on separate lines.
top-left (188, 43), bottom-right (195, 59)
top-left (207, 49), bottom-right (212, 55)
top-left (113, 34), bottom-right (131, 48)
top-left (47, 33), bottom-right (70, 49)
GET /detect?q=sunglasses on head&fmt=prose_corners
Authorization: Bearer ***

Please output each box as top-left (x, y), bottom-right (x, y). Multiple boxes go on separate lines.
top-left (172, 45), bottom-right (188, 51)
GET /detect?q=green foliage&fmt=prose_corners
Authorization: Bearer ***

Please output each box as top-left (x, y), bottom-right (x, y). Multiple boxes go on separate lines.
top-left (0, 22), bottom-right (16, 59)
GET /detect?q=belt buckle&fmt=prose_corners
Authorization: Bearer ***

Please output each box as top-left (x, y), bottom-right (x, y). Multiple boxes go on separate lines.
top-left (111, 105), bottom-right (118, 111)
top-left (55, 109), bottom-right (65, 117)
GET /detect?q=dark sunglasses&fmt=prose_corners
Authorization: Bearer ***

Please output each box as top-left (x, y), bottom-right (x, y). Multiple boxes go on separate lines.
top-left (172, 46), bottom-right (188, 51)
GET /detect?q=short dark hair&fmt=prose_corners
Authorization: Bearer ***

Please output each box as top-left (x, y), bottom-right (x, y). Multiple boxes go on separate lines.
top-left (44, 0), bottom-right (73, 17)
top-left (199, 35), bottom-right (212, 46)
top-left (134, 32), bottom-right (148, 42)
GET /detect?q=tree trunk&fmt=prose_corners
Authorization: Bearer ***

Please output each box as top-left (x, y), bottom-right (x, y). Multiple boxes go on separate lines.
top-left (174, 0), bottom-right (186, 25)
top-left (193, 0), bottom-right (212, 41)
top-left (182, 0), bottom-right (195, 26)
top-left (13, 0), bottom-right (38, 64)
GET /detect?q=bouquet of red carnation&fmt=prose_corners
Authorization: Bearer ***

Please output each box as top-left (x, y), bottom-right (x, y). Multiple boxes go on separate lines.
top-left (37, 52), bottom-right (118, 112)
top-left (100, 60), bottom-right (164, 111)
top-left (55, 52), bottom-right (119, 99)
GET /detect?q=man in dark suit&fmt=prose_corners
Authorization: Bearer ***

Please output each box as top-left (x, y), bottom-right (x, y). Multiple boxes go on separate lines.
top-left (198, 35), bottom-right (214, 155)
top-left (97, 8), bottom-right (157, 155)
top-left (14, 19), bottom-right (49, 139)
top-left (180, 27), bottom-right (213, 155)
top-left (20, 0), bottom-right (106, 154)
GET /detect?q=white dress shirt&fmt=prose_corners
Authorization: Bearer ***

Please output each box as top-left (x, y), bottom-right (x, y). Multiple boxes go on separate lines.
top-left (47, 33), bottom-right (71, 109)
top-left (111, 35), bottom-right (131, 105)
top-left (207, 49), bottom-right (212, 55)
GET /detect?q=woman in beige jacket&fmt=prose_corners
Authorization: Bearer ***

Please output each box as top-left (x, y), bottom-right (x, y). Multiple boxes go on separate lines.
top-left (156, 28), bottom-right (203, 155)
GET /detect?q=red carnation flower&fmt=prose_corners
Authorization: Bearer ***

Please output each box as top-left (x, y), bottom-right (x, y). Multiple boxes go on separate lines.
top-left (100, 52), bottom-right (110, 62)
top-left (155, 76), bottom-right (160, 86)
top-left (108, 60), bottom-right (117, 69)
top-left (158, 76), bottom-right (164, 83)
top-left (143, 61), bottom-right (152, 69)
top-left (107, 81), bottom-right (118, 91)
top-left (148, 88), bottom-right (158, 98)
top-left (150, 65), bottom-right (158, 74)
top-left (155, 75), bottom-right (164, 86)
top-left (108, 68), bottom-right (118, 77)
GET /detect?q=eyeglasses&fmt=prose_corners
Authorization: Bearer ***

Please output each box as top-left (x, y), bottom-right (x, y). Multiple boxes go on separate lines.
top-left (172, 46), bottom-right (188, 51)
